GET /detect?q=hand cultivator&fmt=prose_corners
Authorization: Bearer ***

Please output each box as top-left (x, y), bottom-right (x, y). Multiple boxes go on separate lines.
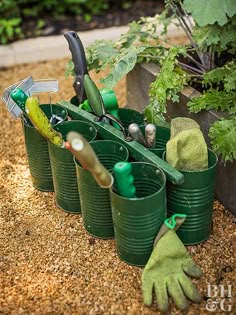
top-left (1, 31), bottom-right (218, 313)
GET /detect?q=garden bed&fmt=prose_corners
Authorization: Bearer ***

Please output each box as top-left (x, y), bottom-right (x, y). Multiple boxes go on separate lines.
top-left (0, 59), bottom-right (235, 314)
top-left (127, 63), bottom-right (236, 216)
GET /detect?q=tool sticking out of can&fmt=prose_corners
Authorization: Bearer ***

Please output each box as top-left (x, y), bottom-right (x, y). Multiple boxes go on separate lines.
top-left (66, 131), bottom-right (136, 197)
top-left (10, 88), bottom-right (64, 147)
top-left (83, 74), bottom-right (133, 140)
top-left (66, 131), bottom-right (113, 188)
top-left (128, 123), bottom-right (147, 146)
top-left (128, 123), bottom-right (156, 148)
top-left (145, 124), bottom-right (156, 148)
top-left (64, 30), bottom-right (121, 126)
top-left (2, 76), bottom-right (59, 121)
top-left (113, 162), bottom-right (136, 198)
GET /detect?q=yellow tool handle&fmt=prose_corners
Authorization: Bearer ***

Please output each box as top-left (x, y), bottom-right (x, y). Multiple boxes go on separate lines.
top-left (25, 96), bottom-right (64, 147)
top-left (66, 131), bottom-right (113, 188)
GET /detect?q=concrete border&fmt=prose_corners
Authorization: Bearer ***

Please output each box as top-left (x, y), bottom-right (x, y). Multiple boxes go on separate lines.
top-left (0, 22), bottom-right (186, 68)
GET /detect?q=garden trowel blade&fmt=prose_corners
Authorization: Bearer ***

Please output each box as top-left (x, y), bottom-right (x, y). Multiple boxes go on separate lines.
top-left (2, 76), bottom-right (33, 119)
top-left (2, 77), bottom-right (59, 119)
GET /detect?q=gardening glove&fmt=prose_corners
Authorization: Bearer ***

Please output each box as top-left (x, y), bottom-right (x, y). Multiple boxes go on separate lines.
top-left (166, 117), bottom-right (208, 170)
top-left (141, 214), bottom-right (203, 313)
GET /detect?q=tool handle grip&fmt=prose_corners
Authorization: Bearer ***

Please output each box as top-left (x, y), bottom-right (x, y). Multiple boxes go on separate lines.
top-left (84, 74), bottom-right (104, 117)
top-left (113, 162), bottom-right (136, 198)
top-left (64, 31), bottom-right (88, 103)
top-left (10, 88), bottom-right (28, 113)
top-left (25, 96), bottom-right (63, 147)
top-left (145, 124), bottom-right (156, 148)
top-left (66, 131), bottom-right (113, 188)
top-left (64, 31), bottom-right (87, 77)
top-left (128, 123), bottom-right (146, 146)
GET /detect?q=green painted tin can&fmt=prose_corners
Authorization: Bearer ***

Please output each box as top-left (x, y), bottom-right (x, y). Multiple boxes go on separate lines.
top-left (140, 125), bottom-right (170, 157)
top-left (75, 140), bottom-right (129, 238)
top-left (49, 120), bottom-right (97, 213)
top-left (22, 104), bottom-right (68, 191)
top-left (164, 149), bottom-right (218, 245)
top-left (110, 162), bottom-right (166, 266)
top-left (118, 108), bottom-right (145, 130)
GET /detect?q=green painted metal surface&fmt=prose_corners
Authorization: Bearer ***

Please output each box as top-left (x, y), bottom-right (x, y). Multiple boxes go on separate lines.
top-left (48, 120), bottom-right (97, 213)
top-left (110, 162), bottom-right (166, 266)
top-left (23, 104), bottom-right (68, 191)
top-left (57, 100), bottom-right (184, 185)
top-left (75, 140), bottom-right (129, 238)
top-left (165, 149), bottom-right (218, 245)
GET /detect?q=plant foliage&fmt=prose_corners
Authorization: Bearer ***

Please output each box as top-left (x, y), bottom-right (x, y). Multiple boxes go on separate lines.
top-left (0, 18), bottom-right (22, 45)
top-left (209, 117), bottom-right (236, 163)
top-left (183, 0), bottom-right (236, 26)
top-left (65, 0), bottom-right (236, 162)
top-left (0, 0), bottom-right (134, 44)
top-left (148, 46), bottom-right (189, 117)
top-left (100, 46), bottom-right (148, 89)
top-left (65, 10), bottom-right (173, 85)
top-left (193, 17), bottom-right (236, 54)
top-left (187, 61), bottom-right (236, 162)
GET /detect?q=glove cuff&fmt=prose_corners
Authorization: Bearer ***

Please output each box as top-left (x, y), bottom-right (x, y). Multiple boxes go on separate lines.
top-left (153, 214), bottom-right (186, 247)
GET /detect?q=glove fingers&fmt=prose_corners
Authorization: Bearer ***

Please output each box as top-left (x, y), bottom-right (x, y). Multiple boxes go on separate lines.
top-left (178, 273), bottom-right (202, 303)
top-left (182, 260), bottom-right (203, 278)
top-left (167, 278), bottom-right (189, 311)
top-left (154, 282), bottom-right (169, 313)
top-left (141, 274), bottom-right (154, 306)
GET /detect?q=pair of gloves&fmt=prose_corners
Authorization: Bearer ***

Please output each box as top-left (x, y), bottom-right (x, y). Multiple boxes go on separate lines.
top-left (141, 214), bottom-right (203, 313)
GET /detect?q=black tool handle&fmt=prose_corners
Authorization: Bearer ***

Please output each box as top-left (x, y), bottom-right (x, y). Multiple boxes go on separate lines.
top-left (64, 31), bottom-right (87, 76)
top-left (64, 31), bottom-right (88, 103)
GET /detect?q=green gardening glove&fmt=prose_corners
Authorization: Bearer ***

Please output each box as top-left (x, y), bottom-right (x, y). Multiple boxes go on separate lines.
top-left (141, 214), bottom-right (203, 313)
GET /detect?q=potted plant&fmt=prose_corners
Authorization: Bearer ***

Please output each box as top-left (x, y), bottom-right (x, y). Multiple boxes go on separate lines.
top-left (66, 0), bottom-right (236, 215)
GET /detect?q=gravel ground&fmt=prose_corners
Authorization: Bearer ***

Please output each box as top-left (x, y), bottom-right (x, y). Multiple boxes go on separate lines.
top-left (0, 57), bottom-right (235, 315)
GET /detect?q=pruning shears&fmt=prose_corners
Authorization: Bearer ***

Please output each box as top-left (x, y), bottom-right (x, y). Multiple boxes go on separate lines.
top-left (64, 31), bottom-right (122, 129)
top-left (83, 74), bottom-right (131, 138)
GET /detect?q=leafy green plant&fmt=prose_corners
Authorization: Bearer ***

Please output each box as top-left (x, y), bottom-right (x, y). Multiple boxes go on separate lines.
top-left (70, 0), bottom-right (236, 163)
top-left (0, 18), bottom-right (22, 44)
top-left (183, 0), bottom-right (236, 26)
top-left (209, 117), bottom-right (236, 162)
top-left (67, 10), bottom-right (173, 84)
top-left (148, 46), bottom-right (188, 114)
top-left (0, 0), bottom-right (118, 44)
top-left (187, 61), bottom-right (236, 162)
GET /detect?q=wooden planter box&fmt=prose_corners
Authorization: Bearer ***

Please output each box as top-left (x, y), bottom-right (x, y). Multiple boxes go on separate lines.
top-left (126, 63), bottom-right (236, 216)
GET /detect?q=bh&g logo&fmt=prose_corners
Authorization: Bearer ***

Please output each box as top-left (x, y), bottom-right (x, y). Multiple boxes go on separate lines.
top-left (206, 284), bottom-right (233, 312)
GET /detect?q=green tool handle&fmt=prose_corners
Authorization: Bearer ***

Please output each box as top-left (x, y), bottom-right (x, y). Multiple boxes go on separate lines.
top-left (100, 88), bottom-right (120, 129)
top-left (100, 88), bottom-right (118, 110)
top-left (10, 88), bottom-right (28, 114)
top-left (113, 162), bottom-right (136, 198)
top-left (83, 74), bottom-right (122, 130)
top-left (78, 91), bottom-right (119, 118)
top-left (66, 131), bottom-right (113, 188)
top-left (78, 99), bottom-right (92, 112)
